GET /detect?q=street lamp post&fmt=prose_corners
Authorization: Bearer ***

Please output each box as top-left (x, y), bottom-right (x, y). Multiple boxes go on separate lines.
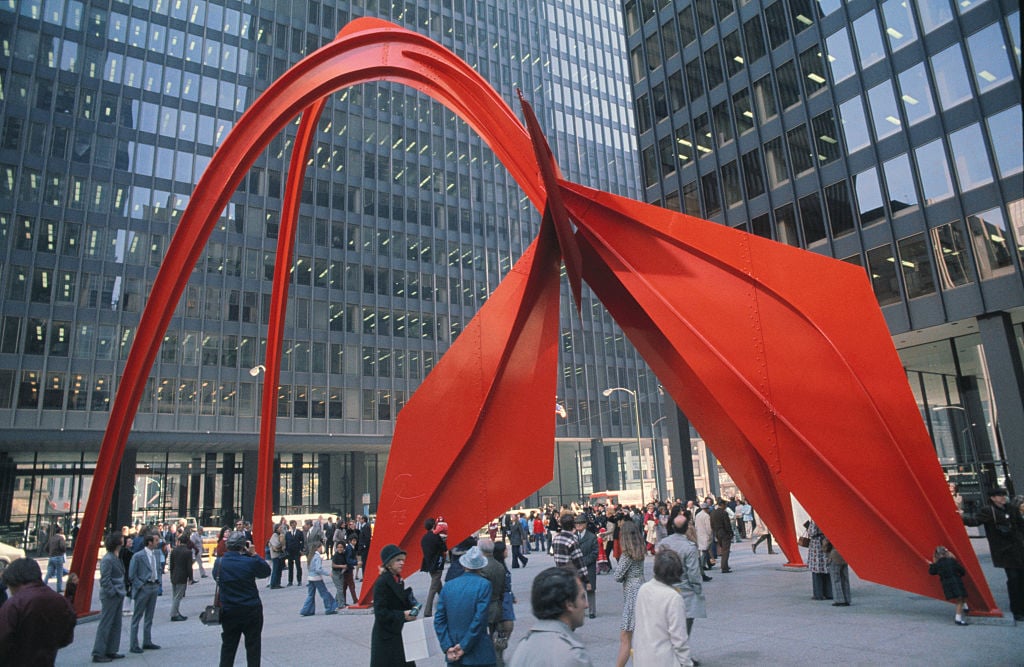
top-left (603, 386), bottom-right (645, 506)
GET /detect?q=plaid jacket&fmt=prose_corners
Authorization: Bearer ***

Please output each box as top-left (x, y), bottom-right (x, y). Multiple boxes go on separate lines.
top-left (551, 530), bottom-right (588, 584)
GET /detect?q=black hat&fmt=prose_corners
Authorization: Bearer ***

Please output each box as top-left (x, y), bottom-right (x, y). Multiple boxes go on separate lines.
top-left (380, 543), bottom-right (406, 566)
top-left (988, 487), bottom-right (1009, 497)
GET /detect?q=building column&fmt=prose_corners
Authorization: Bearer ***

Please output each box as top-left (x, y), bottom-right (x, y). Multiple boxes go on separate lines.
top-left (589, 439), bottom-right (606, 493)
top-left (664, 404), bottom-right (697, 502)
top-left (112, 448), bottom-right (137, 531)
top-left (352, 452), bottom-right (368, 515)
top-left (187, 456), bottom-right (201, 517)
top-left (221, 453), bottom-right (236, 527)
top-left (202, 452), bottom-right (217, 526)
top-left (978, 312), bottom-right (1024, 493)
top-left (318, 454), bottom-right (331, 512)
top-left (0, 453), bottom-right (15, 524)
top-left (241, 451), bottom-right (258, 523)
top-left (290, 453), bottom-right (303, 510)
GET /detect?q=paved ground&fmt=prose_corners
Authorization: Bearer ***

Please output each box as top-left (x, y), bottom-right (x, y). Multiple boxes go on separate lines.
top-left (53, 536), bottom-right (1023, 665)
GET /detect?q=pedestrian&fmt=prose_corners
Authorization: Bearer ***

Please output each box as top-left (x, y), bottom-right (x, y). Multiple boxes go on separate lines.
top-left (169, 534), bottom-right (193, 621)
top-left (189, 527), bottom-right (208, 579)
top-left (447, 536), bottom-right (479, 582)
top-left (434, 545), bottom-right (495, 665)
top-left (552, 514), bottom-right (590, 593)
top-left (0, 558), bottom-right (77, 666)
top-left (964, 486), bottom-right (1024, 621)
top-left (127, 533), bottom-right (162, 654)
top-left (120, 530), bottom-right (135, 615)
top-left (694, 504), bottom-right (714, 572)
top-left (750, 508), bottom-right (777, 554)
top-left (371, 544), bottom-right (418, 666)
top-left (507, 514), bottom-right (529, 568)
top-left (92, 533), bottom-right (127, 663)
top-left (710, 499), bottom-right (733, 573)
top-left (633, 549), bottom-right (693, 666)
top-left (478, 538), bottom-right (506, 654)
top-left (805, 520), bottom-right (833, 600)
top-left (612, 518), bottom-right (646, 667)
top-left (285, 520), bottom-right (305, 586)
top-left (929, 545), bottom-right (969, 625)
top-left (573, 515), bottom-right (599, 618)
top-left (420, 517), bottom-right (447, 617)
top-left (492, 542), bottom-right (516, 667)
top-left (214, 531), bottom-right (272, 667)
top-left (330, 534), bottom-right (350, 605)
top-left (507, 566), bottom-right (591, 667)
top-left (356, 515), bottom-right (373, 581)
top-left (44, 524), bottom-right (67, 592)
top-left (825, 537), bottom-right (851, 607)
top-left (658, 508), bottom-right (706, 641)
top-left (267, 524), bottom-right (285, 589)
top-left (300, 542), bottom-right (338, 616)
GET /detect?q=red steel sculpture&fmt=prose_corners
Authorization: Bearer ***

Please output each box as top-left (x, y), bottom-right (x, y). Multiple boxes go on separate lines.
top-left (70, 17), bottom-right (999, 616)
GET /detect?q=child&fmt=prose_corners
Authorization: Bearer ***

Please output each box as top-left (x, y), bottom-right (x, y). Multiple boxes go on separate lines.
top-left (929, 545), bottom-right (969, 625)
top-left (63, 571), bottom-right (79, 603)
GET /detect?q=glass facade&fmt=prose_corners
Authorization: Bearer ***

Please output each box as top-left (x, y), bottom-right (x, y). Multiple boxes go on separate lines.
top-left (626, 0), bottom-right (1024, 505)
top-left (0, 0), bottom-right (661, 543)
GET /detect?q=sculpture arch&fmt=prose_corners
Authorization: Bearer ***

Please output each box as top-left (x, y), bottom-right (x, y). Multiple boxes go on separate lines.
top-left (70, 18), bottom-right (998, 617)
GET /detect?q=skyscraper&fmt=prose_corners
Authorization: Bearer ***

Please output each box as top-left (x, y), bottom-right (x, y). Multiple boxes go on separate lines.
top-left (625, 0), bottom-right (1022, 505)
top-left (0, 0), bottom-right (663, 537)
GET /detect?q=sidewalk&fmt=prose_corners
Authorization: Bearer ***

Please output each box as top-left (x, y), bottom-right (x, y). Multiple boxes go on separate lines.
top-left (56, 537), bottom-right (1023, 665)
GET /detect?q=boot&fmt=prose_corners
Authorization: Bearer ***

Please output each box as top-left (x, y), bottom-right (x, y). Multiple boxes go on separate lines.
top-left (768, 548), bottom-right (777, 554)
top-left (751, 543), bottom-right (757, 553)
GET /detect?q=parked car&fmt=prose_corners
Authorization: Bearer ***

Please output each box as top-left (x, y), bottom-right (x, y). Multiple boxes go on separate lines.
top-left (201, 528), bottom-right (221, 559)
top-left (0, 540), bottom-right (26, 571)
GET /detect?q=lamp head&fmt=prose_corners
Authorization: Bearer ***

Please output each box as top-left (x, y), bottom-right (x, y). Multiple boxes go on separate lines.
top-left (602, 388), bottom-right (613, 397)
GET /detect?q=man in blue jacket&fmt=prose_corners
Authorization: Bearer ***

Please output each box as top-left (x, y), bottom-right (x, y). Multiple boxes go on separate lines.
top-left (434, 546), bottom-right (495, 665)
top-left (213, 532), bottom-right (271, 667)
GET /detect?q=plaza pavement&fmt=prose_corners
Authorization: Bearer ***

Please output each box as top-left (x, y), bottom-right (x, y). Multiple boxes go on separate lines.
top-left (53, 535), bottom-right (1023, 666)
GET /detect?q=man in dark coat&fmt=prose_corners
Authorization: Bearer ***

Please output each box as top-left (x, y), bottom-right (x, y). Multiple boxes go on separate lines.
top-left (0, 558), bottom-right (76, 665)
top-left (964, 487), bottom-right (1024, 620)
top-left (709, 499), bottom-right (733, 573)
top-left (420, 517), bottom-right (446, 617)
top-left (574, 514), bottom-right (599, 618)
top-left (168, 534), bottom-right (193, 621)
top-left (214, 532), bottom-right (271, 667)
top-left (284, 520), bottom-right (305, 586)
top-left (356, 515), bottom-right (373, 580)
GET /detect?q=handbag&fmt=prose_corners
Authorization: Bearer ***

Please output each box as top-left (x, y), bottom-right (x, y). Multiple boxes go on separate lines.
top-left (797, 530), bottom-right (810, 548)
top-left (200, 585), bottom-right (222, 625)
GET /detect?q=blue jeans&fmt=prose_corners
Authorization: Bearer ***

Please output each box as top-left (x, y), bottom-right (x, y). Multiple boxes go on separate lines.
top-left (270, 557), bottom-right (283, 587)
top-left (300, 579), bottom-right (336, 615)
top-left (46, 556), bottom-right (65, 592)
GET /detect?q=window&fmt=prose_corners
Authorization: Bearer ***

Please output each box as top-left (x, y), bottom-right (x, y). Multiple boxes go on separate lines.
top-left (662, 19), bottom-right (678, 59)
top-left (987, 107), bottom-right (1024, 177)
top-left (853, 11), bottom-right (885, 69)
top-left (897, 234), bottom-right (936, 298)
top-left (812, 111), bottom-right (840, 164)
top-left (701, 172), bottom-right (721, 215)
top-left (751, 213), bottom-right (771, 239)
top-left (931, 45), bottom-right (972, 110)
top-left (743, 16), bottom-right (766, 63)
top-left (678, 6), bottom-right (696, 46)
top-left (919, 0), bottom-right (953, 33)
top-left (642, 145), bottom-right (659, 187)
top-left (685, 59), bottom-right (704, 101)
top-left (653, 82), bottom-right (668, 121)
top-left (765, 137), bottom-right (789, 187)
top-left (668, 72), bottom-right (685, 112)
top-left (883, 154), bottom-right (918, 214)
top-left (733, 89), bottom-right (755, 134)
top-left (776, 61), bottom-right (801, 109)
top-left (914, 139), bottom-right (954, 203)
top-left (742, 150), bottom-right (765, 198)
top-left (897, 63), bottom-right (936, 126)
top-left (721, 161), bottom-right (742, 207)
top-left (789, 0), bottom-right (816, 33)
top-left (694, 113), bottom-right (712, 156)
top-left (825, 181), bottom-right (855, 238)
top-left (866, 244), bottom-right (901, 305)
top-left (930, 221), bottom-right (975, 288)
top-left (800, 47), bottom-right (828, 96)
top-left (799, 193), bottom-right (827, 246)
top-left (675, 124), bottom-right (694, 164)
top-left (712, 102), bottom-right (733, 146)
top-left (966, 23), bottom-right (1014, 93)
top-left (825, 27), bottom-right (855, 84)
top-left (855, 167), bottom-right (885, 226)
top-left (753, 76), bottom-right (777, 120)
top-left (787, 125), bottom-right (815, 175)
top-left (949, 123), bottom-right (993, 191)
top-left (704, 44), bottom-right (724, 90)
top-left (682, 181), bottom-right (700, 215)
top-left (659, 135), bottom-right (676, 175)
top-left (636, 94), bottom-right (652, 134)
top-left (968, 207), bottom-right (1015, 280)
top-left (765, 2), bottom-right (789, 50)
top-left (724, 31), bottom-right (744, 77)
top-left (881, 0), bottom-right (918, 52)
top-left (645, 33), bottom-right (662, 71)
top-left (774, 203), bottom-right (799, 246)
top-left (839, 97), bottom-right (870, 153)
top-left (867, 80), bottom-right (901, 140)
top-left (696, 0), bottom-right (716, 33)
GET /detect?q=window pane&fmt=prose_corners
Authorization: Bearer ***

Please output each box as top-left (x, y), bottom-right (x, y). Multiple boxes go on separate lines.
top-left (987, 106), bottom-right (1024, 178)
top-left (765, 2), bottom-right (789, 50)
top-left (867, 244), bottom-right (902, 305)
top-left (743, 16), bottom-right (766, 63)
top-left (645, 32), bottom-right (662, 71)
top-left (897, 63), bottom-right (936, 126)
top-left (799, 193), bottom-right (827, 246)
top-left (753, 76), bottom-right (777, 120)
top-left (694, 113), bottom-right (712, 156)
top-left (898, 233), bottom-right (936, 298)
top-left (678, 6), bottom-right (696, 46)
top-left (721, 160), bottom-right (742, 207)
top-left (931, 44), bottom-right (973, 110)
top-left (930, 220), bottom-right (975, 289)
top-left (712, 101), bottom-right (733, 145)
top-left (685, 59), bottom-right (704, 101)
top-left (675, 124), bottom-right (694, 164)
top-left (642, 146), bottom-right (658, 187)
top-left (914, 139), bottom-right (954, 203)
top-left (881, 0), bottom-right (918, 52)
top-left (1007, 11), bottom-right (1021, 69)
top-left (968, 207), bottom-right (1015, 280)
top-left (853, 11), bottom-right (886, 69)
top-left (741, 149), bottom-right (765, 198)
top-left (825, 180), bottom-right (855, 238)
top-left (824, 27), bottom-right (855, 84)
top-left (696, 0), bottom-right (716, 33)
top-left (776, 61), bottom-right (801, 109)
top-left (733, 89), bottom-right (755, 134)
top-left (883, 153), bottom-right (918, 214)
top-left (787, 125), bottom-right (814, 174)
top-left (774, 203), bottom-right (799, 246)
top-left (868, 80), bottom-right (902, 140)
top-left (855, 167), bottom-right (885, 226)
top-left (812, 111), bottom-right (840, 164)
top-left (659, 135), bottom-right (676, 175)
top-left (701, 171), bottom-right (721, 215)
top-left (800, 46), bottom-right (828, 95)
top-left (966, 23), bottom-right (1014, 93)
top-left (704, 44), bottom-right (724, 90)
top-left (663, 20), bottom-right (678, 59)
top-left (839, 97), bottom-right (870, 153)
top-left (724, 31), bottom-right (744, 76)
top-left (949, 123), bottom-right (993, 191)
top-left (919, 0), bottom-right (953, 33)
top-left (765, 136), bottom-right (789, 187)
top-left (1008, 197), bottom-right (1024, 270)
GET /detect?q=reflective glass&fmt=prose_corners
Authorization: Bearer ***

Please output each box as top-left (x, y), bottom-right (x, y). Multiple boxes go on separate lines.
top-left (701, 171), bottom-right (721, 215)
top-left (868, 80), bottom-right (902, 140)
top-left (800, 192), bottom-right (827, 246)
top-left (881, 0), bottom-right (917, 52)
top-left (776, 61), bottom-right (801, 109)
top-left (1007, 12), bottom-right (1021, 68)
top-left (931, 45), bottom-right (973, 110)
top-left (930, 221), bottom-right (975, 288)
top-left (883, 153), bottom-right (918, 214)
top-left (867, 244), bottom-right (902, 305)
top-left (733, 89), bottom-right (755, 134)
top-left (724, 31), bottom-right (744, 76)
top-left (966, 23), bottom-right (1014, 93)
top-left (774, 203), bottom-right (799, 246)
top-left (741, 149), bottom-right (765, 198)
top-left (914, 139), bottom-right (954, 203)
top-left (897, 63), bottom-right (936, 126)
top-left (825, 180), bottom-right (855, 237)
top-left (765, 137), bottom-right (789, 187)
top-left (1009, 197), bottom-right (1024, 269)
top-left (787, 125), bottom-right (814, 174)
top-left (839, 97), bottom-right (870, 153)
top-left (721, 160), bottom-right (742, 207)
top-left (967, 207), bottom-right (1015, 279)
top-left (824, 27), bottom-right (855, 84)
top-left (949, 123), bottom-right (993, 191)
top-left (812, 111), bottom-right (840, 164)
top-left (853, 11), bottom-right (886, 69)
top-left (800, 47), bottom-right (827, 95)
top-left (743, 16), bottom-right (766, 63)
top-left (753, 76), bottom-right (777, 120)
top-left (919, 0), bottom-right (953, 33)
top-left (855, 166), bottom-right (885, 226)
top-left (986, 106), bottom-right (1024, 178)
top-left (898, 233), bottom-right (936, 298)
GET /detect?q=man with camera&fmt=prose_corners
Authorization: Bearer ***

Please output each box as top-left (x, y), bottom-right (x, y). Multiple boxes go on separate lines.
top-left (213, 532), bottom-right (271, 667)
